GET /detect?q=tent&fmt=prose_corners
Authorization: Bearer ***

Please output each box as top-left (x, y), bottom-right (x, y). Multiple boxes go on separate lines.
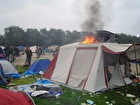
top-left (0, 64), bottom-right (8, 84)
top-left (0, 46), bottom-right (4, 50)
top-left (0, 57), bottom-right (18, 76)
top-left (18, 46), bottom-right (24, 52)
top-left (25, 58), bottom-right (51, 75)
top-left (30, 46), bottom-right (37, 53)
top-left (43, 42), bottom-right (140, 93)
top-left (0, 88), bottom-right (35, 105)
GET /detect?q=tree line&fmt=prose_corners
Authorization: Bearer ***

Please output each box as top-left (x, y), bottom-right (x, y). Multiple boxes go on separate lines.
top-left (0, 26), bottom-right (140, 47)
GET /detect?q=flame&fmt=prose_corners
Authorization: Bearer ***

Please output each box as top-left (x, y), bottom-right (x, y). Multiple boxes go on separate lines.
top-left (82, 35), bottom-right (99, 44)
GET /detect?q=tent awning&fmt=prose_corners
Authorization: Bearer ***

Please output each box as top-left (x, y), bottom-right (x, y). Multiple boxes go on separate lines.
top-left (102, 43), bottom-right (140, 60)
top-left (102, 43), bottom-right (132, 54)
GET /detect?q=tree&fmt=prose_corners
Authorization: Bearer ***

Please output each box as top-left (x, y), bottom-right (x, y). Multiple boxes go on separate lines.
top-left (4, 26), bottom-right (25, 46)
top-left (118, 33), bottom-right (140, 44)
top-left (1, 26), bottom-right (140, 47)
top-left (26, 28), bottom-right (41, 46)
top-left (49, 28), bottom-right (64, 46)
top-left (40, 28), bottom-right (51, 47)
top-left (0, 35), bottom-right (5, 45)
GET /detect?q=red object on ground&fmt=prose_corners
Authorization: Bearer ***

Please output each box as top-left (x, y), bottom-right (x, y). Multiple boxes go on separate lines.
top-left (133, 78), bottom-right (140, 83)
top-left (0, 88), bottom-right (35, 105)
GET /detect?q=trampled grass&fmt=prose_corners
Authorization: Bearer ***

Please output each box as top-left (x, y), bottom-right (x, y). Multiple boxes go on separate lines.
top-left (1, 66), bottom-right (140, 105)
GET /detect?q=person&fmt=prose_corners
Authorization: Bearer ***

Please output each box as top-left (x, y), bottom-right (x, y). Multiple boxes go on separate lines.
top-left (4, 45), bottom-right (10, 61)
top-left (53, 46), bottom-right (59, 56)
top-left (41, 46), bottom-right (46, 57)
top-left (0, 75), bottom-right (12, 86)
top-left (36, 46), bottom-right (42, 58)
top-left (25, 47), bottom-right (32, 66)
top-left (14, 46), bottom-right (20, 58)
top-left (9, 45), bottom-right (15, 63)
top-left (0, 47), bottom-right (3, 55)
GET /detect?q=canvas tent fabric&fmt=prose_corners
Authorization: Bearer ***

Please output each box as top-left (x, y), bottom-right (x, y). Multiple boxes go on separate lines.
top-left (0, 88), bottom-right (35, 105)
top-left (0, 64), bottom-right (8, 84)
top-left (25, 58), bottom-right (51, 75)
top-left (43, 42), bottom-right (140, 93)
top-left (30, 46), bottom-right (37, 53)
top-left (0, 54), bottom-right (4, 58)
top-left (0, 58), bottom-right (18, 75)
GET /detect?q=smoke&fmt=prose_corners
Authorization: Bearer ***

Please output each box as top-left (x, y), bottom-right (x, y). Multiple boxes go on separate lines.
top-left (81, 0), bottom-right (104, 32)
top-left (81, 0), bottom-right (114, 33)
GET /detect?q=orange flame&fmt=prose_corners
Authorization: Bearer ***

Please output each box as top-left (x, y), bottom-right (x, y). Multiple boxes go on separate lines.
top-left (82, 35), bottom-right (99, 44)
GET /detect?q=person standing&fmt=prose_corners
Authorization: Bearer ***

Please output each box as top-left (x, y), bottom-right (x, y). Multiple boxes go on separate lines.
top-left (4, 45), bottom-right (10, 61)
top-left (25, 47), bottom-right (32, 66)
top-left (0, 47), bottom-right (3, 55)
top-left (36, 46), bottom-right (42, 58)
top-left (9, 45), bottom-right (15, 63)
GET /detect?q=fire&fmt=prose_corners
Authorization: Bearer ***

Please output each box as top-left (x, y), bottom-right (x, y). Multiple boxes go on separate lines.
top-left (82, 35), bottom-right (99, 44)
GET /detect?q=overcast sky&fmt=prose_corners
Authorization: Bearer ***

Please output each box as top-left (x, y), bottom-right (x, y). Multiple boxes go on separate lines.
top-left (0, 0), bottom-right (140, 36)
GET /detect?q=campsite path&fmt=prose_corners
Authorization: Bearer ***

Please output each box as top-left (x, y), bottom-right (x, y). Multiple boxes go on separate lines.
top-left (13, 53), bottom-right (54, 66)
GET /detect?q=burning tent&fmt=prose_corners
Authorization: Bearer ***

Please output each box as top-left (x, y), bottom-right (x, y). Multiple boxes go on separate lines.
top-left (94, 30), bottom-right (119, 43)
top-left (42, 36), bottom-right (140, 93)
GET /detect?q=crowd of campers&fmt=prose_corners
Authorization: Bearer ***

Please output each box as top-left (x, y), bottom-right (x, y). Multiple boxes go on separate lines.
top-left (35, 46), bottom-right (46, 58)
top-left (48, 45), bottom-right (59, 56)
top-left (0, 45), bottom-right (20, 63)
top-left (0, 45), bottom-right (58, 68)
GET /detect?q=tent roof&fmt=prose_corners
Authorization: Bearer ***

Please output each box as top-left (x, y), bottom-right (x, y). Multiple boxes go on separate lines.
top-left (61, 42), bottom-right (134, 53)
top-left (102, 43), bottom-right (132, 54)
top-left (25, 58), bottom-right (51, 75)
top-left (29, 58), bottom-right (51, 72)
top-left (60, 42), bottom-right (140, 60)
top-left (0, 58), bottom-right (18, 75)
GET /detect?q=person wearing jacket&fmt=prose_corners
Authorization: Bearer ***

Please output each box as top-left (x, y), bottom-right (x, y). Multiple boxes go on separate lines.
top-left (25, 47), bottom-right (32, 66)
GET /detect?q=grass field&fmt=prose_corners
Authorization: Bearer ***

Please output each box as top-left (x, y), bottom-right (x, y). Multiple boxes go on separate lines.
top-left (1, 66), bottom-right (140, 105)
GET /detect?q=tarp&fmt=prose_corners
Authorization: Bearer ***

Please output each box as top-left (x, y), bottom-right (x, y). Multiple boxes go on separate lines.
top-left (8, 79), bottom-right (63, 99)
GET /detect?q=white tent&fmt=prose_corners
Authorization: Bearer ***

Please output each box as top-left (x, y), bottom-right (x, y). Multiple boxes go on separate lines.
top-left (0, 46), bottom-right (5, 49)
top-left (43, 42), bottom-right (140, 93)
top-left (30, 46), bottom-right (37, 53)
top-left (0, 58), bottom-right (18, 75)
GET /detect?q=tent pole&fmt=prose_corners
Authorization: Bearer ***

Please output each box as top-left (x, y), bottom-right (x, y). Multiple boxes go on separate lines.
top-left (133, 43), bottom-right (140, 96)
top-left (133, 43), bottom-right (139, 78)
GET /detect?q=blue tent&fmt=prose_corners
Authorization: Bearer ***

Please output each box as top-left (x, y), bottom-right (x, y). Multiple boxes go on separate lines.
top-left (25, 58), bottom-right (51, 75)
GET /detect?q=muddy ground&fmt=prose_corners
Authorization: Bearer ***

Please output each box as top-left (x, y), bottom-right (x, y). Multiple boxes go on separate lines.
top-left (13, 53), bottom-right (54, 66)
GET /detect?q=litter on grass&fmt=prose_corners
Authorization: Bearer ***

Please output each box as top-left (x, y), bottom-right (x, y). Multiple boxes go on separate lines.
top-left (87, 99), bottom-right (94, 104)
top-left (126, 94), bottom-right (135, 98)
top-left (131, 99), bottom-right (140, 105)
top-left (8, 78), bottom-right (63, 99)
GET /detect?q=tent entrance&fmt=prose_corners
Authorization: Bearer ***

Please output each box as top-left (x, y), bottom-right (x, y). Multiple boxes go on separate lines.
top-left (107, 63), bottom-right (125, 86)
top-left (66, 47), bottom-right (97, 89)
